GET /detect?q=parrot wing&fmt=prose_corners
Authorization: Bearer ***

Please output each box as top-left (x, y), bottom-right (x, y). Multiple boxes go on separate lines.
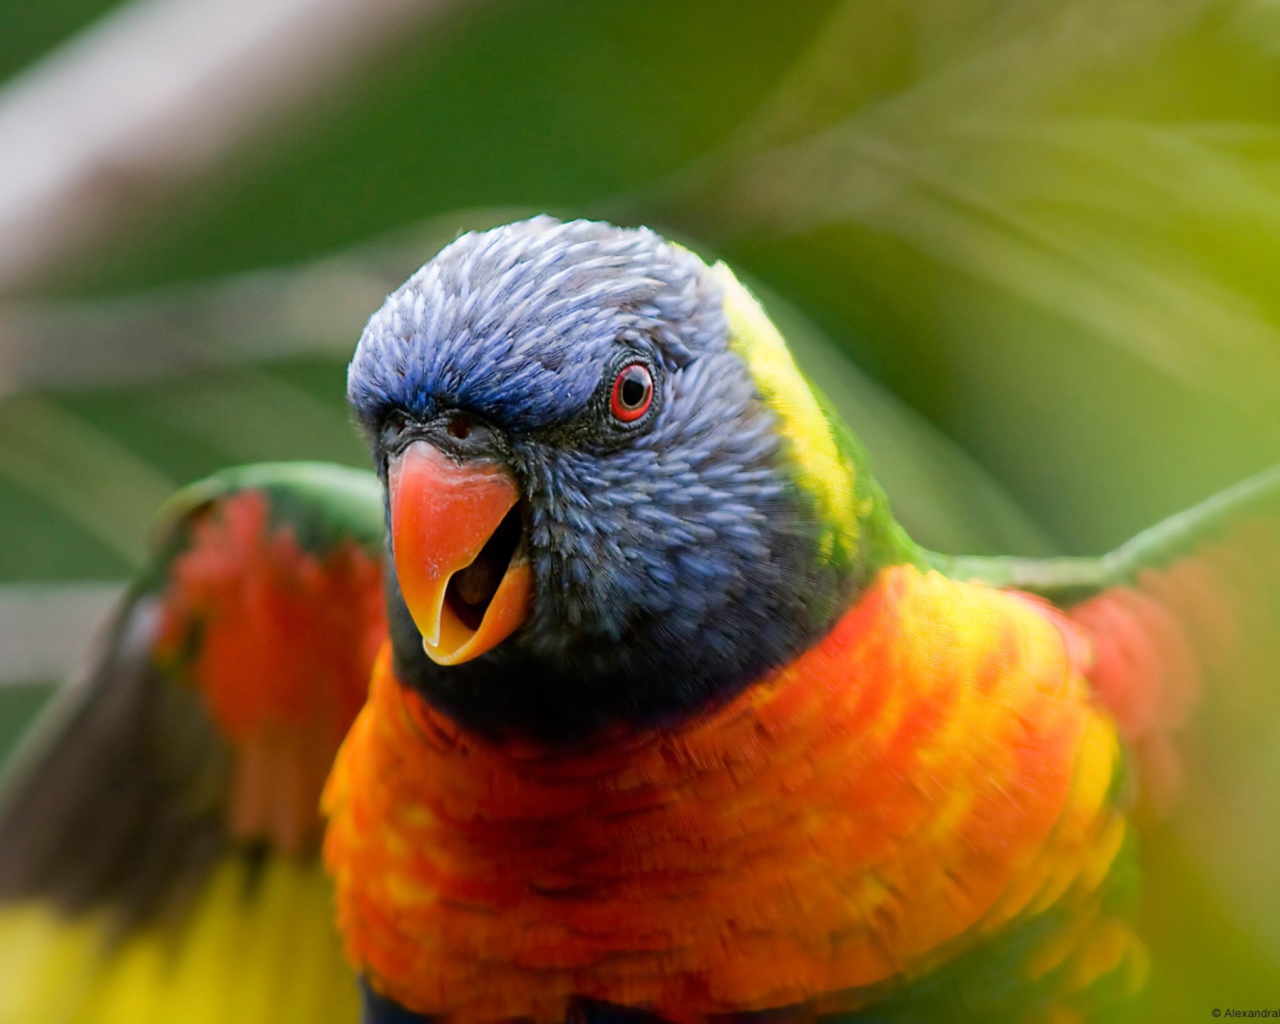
top-left (932, 463), bottom-right (1280, 1015)
top-left (0, 462), bottom-right (386, 1024)
top-left (922, 463), bottom-right (1280, 1014)
top-left (931, 461), bottom-right (1280, 815)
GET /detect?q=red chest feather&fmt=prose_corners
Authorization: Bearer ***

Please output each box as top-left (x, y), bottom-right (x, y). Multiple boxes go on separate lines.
top-left (323, 566), bottom-right (1126, 1022)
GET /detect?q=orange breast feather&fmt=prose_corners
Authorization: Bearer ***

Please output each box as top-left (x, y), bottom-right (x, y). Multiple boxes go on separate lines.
top-left (323, 565), bottom-right (1128, 1022)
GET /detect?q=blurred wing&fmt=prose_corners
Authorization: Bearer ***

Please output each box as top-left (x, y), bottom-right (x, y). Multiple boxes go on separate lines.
top-left (0, 462), bottom-right (386, 1024)
top-left (933, 464), bottom-right (1280, 1007)
top-left (934, 463), bottom-right (1280, 812)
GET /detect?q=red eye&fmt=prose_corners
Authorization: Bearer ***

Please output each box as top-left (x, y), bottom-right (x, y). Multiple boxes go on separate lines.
top-left (610, 363), bottom-right (654, 422)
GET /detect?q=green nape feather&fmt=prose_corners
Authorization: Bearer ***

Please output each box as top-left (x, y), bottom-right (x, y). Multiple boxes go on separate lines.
top-left (715, 253), bottom-right (1280, 606)
top-left (713, 261), bottom-right (922, 580)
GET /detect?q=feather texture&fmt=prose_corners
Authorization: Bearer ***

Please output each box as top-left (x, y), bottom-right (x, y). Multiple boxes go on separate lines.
top-left (325, 565), bottom-right (1140, 1022)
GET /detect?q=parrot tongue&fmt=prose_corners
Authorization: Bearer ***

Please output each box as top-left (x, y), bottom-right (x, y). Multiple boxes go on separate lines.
top-left (389, 441), bottom-right (531, 665)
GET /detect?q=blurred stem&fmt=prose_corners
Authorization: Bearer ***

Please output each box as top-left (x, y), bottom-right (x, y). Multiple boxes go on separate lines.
top-left (0, 0), bottom-right (473, 295)
top-left (0, 208), bottom-right (525, 396)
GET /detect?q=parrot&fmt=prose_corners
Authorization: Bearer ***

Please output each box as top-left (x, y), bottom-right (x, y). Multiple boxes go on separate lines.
top-left (0, 216), bottom-right (1278, 1024)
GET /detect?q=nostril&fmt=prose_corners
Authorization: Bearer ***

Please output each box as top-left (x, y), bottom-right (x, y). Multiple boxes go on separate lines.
top-left (447, 417), bottom-right (472, 440)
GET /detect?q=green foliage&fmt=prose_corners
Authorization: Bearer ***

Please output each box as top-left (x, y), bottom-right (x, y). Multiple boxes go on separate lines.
top-left (60, 0), bottom-right (841, 291)
top-left (0, 0), bottom-right (123, 83)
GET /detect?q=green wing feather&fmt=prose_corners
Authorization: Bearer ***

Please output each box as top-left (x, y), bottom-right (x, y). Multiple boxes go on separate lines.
top-left (153, 461), bottom-right (386, 557)
top-left (929, 462), bottom-right (1280, 602)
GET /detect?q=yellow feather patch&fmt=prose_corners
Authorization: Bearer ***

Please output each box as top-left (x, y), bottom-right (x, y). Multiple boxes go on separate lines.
top-left (710, 261), bottom-right (861, 563)
top-left (0, 857), bottom-right (358, 1024)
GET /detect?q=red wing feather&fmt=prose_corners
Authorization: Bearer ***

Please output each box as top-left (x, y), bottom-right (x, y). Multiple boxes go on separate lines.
top-left (1068, 517), bottom-right (1280, 814)
top-left (155, 490), bottom-right (385, 854)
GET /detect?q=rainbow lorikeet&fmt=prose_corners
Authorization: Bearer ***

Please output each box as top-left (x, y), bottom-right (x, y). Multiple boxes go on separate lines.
top-left (0, 217), bottom-right (1277, 1024)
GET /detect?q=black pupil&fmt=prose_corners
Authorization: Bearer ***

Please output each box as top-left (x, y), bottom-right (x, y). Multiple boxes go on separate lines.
top-left (620, 369), bottom-right (649, 408)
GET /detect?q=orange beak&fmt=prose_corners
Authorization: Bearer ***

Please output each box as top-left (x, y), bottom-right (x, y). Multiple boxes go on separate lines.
top-left (388, 441), bottom-right (531, 665)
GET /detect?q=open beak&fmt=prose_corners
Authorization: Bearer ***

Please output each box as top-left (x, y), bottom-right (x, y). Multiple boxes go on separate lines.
top-left (388, 441), bottom-right (531, 665)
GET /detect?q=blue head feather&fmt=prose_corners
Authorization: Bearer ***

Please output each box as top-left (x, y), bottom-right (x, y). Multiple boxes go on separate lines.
top-left (349, 217), bottom-right (860, 740)
top-left (349, 217), bottom-right (722, 430)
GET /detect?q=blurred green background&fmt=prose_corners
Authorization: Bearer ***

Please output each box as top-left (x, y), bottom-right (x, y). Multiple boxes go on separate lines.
top-left (2, 0), bottom-right (1280, 1019)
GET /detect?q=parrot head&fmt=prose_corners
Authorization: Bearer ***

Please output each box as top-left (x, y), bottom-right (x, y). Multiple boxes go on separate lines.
top-left (348, 217), bottom-right (911, 740)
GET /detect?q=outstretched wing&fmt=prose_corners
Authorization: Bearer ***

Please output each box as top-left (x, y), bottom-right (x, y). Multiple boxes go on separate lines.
top-left (932, 465), bottom-right (1280, 1011)
top-left (933, 463), bottom-right (1280, 812)
top-left (0, 462), bottom-right (386, 1024)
